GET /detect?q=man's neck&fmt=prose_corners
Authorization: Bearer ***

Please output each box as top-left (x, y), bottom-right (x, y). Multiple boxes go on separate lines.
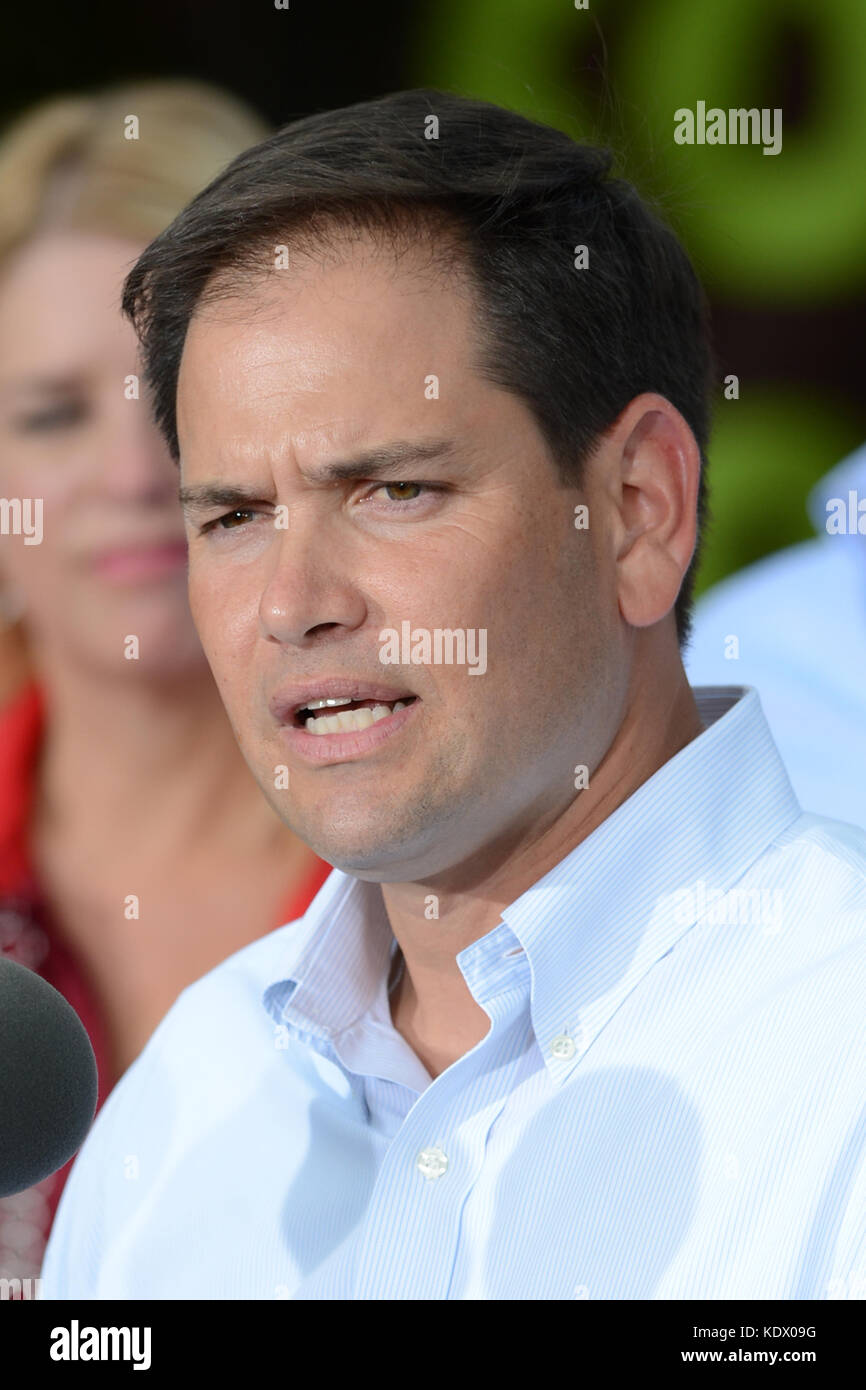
top-left (387, 660), bottom-right (704, 1077)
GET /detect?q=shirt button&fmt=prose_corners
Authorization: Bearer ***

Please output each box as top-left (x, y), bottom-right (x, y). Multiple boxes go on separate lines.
top-left (550, 1033), bottom-right (576, 1060)
top-left (416, 1146), bottom-right (449, 1180)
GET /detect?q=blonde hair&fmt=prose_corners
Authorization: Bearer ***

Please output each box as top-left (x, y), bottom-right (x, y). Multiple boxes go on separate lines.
top-left (0, 79), bottom-right (270, 263)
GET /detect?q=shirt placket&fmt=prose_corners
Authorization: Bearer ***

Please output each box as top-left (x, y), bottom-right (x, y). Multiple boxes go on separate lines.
top-left (348, 961), bottom-right (531, 1299)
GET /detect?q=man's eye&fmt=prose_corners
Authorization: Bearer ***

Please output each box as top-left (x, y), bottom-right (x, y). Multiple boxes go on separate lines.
top-left (369, 482), bottom-right (435, 505)
top-left (16, 401), bottom-right (87, 433)
top-left (202, 509), bottom-right (258, 533)
top-left (381, 482), bottom-right (423, 502)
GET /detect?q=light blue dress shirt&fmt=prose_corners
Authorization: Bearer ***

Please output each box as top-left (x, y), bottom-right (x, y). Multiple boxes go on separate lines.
top-left (41, 688), bottom-right (866, 1300)
top-left (686, 443), bottom-right (866, 828)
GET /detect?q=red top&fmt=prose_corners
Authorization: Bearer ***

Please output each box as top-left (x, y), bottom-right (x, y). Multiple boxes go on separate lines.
top-left (0, 681), bottom-right (332, 1287)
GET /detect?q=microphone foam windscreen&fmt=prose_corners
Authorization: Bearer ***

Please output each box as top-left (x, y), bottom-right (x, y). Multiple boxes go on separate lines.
top-left (0, 956), bottom-right (98, 1198)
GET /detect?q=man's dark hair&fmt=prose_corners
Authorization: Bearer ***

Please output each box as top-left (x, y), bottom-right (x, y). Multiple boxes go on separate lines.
top-left (122, 87), bottom-right (714, 644)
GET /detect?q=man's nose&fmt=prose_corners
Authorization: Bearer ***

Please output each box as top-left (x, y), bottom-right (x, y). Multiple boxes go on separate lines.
top-left (257, 526), bottom-right (368, 648)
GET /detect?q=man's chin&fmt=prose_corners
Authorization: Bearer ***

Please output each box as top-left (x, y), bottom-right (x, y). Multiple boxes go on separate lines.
top-left (303, 838), bottom-right (428, 881)
top-left (258, 766), bottom-right (456, 876)
top-left (281, 813), bottom-right (445, 881)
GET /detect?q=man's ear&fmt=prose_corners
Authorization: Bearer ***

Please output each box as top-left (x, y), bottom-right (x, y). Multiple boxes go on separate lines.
top-left (600, 392), bottom-right (700, 629)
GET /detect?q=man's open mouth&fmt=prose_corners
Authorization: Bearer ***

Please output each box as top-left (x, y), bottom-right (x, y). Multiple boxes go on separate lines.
top-left (295, 694), bottom-right (418, 735)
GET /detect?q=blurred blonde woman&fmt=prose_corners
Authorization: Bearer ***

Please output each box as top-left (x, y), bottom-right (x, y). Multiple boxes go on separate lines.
top-left (0, 82), bottom-right (331, 1286)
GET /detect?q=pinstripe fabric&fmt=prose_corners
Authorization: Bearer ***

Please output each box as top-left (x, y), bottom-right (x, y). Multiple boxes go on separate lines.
top-left (41, 687), bottom-right (866, 1299)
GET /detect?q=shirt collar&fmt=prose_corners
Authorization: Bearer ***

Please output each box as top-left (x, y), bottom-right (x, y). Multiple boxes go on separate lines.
top-left (492, 685), bottom-right (800, 1085)
top-left (263, 867), bottom-right (397, 1042)
top-left (264, 686), bottom-right (801, 1087)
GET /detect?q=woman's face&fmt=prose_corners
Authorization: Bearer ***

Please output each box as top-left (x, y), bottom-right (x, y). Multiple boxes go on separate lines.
top-left (0, 231), bottom-right (204, 679)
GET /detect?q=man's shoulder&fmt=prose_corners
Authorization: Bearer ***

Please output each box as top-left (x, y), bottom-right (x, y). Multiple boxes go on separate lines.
top-left (772, 811), bottom-right (866, 889)
top-left (43, 882), bottom-right (340, 1262)
top-left (749, 810), bottom-right (866, 958)
top-left (776, 809), bottom-right (866, 875)
top-left (40, 886), bottom-right (338, 1298)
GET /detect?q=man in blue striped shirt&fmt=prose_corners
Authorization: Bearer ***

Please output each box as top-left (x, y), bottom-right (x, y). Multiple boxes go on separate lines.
top-left (42, 90), bottom-right (866, 1300)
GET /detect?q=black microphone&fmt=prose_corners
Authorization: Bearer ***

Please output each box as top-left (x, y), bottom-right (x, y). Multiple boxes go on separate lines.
top-left (0, 956), bottom-right (98, 1198)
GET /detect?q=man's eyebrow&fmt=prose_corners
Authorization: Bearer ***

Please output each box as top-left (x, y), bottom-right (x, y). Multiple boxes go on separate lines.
top-left (178, 483), bottom-right (271, 517)
top-left (178, 438), bottom-right (459, 515)
top-left (312, 437), bottom-right (459, 483)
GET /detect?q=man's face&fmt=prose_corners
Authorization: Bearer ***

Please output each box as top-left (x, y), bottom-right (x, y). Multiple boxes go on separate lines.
top-left (177, 232), bottom-right (626, 882)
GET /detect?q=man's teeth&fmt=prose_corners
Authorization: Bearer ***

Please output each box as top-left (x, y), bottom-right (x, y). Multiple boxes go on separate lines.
top-left (304, 700), bottom-right (408, 734)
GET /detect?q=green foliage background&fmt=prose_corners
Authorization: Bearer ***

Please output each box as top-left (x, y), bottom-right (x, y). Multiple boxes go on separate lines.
top-left (409, 0), bottom-right (866, 596)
